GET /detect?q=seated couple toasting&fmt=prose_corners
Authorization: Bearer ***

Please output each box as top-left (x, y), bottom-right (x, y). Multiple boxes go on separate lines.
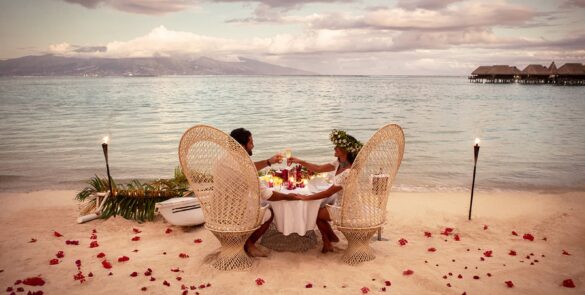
top-left (229, 128), bottom-right (363, 255)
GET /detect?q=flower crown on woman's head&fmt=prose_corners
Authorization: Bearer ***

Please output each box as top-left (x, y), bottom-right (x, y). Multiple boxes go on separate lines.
top-left (329, 129), bottom-right (363, 154)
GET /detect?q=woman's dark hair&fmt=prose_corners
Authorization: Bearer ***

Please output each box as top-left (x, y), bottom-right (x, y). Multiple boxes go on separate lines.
top-left (347, 151), bottom-right (357, 164)
top-left (230, 128), bottom-right (252, 146)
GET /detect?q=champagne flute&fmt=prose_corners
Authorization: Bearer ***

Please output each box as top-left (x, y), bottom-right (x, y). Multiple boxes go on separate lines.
top-left (284, 148), bottom-right (292, 166)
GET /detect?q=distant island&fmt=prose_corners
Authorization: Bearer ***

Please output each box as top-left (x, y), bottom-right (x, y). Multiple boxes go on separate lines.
top-left (0, 55), bottom-right (315, 76)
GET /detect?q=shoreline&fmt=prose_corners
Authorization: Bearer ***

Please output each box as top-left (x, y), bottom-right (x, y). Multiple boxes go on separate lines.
top-left (0, 190), bottom-right (583, 294)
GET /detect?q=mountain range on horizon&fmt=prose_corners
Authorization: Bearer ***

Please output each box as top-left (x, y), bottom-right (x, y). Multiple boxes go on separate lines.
top-left (0, 55), bottom-right (315, 76)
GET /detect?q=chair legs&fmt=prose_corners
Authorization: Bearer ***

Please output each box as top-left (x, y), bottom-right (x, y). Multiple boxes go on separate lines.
top-left (209, 229), bottom-right (255, 271)
top-left (339, 227), bottom-right (379, 265)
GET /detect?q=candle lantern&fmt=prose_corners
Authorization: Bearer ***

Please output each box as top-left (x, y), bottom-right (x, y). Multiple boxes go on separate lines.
top-left (102, 136), bottom-right (114, 195)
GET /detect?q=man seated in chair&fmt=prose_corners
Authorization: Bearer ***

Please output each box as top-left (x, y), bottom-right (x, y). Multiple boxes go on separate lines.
top-left (230, 128), bottom-right (296, 257)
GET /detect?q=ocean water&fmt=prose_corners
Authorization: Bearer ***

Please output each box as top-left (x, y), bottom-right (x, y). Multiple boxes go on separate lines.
top-left (0, 76), bottom-right (584, 192)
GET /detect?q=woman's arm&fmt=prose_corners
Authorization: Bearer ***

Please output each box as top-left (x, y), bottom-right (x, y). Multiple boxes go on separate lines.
top-left (288, 156), bottom-right (335, 173)
top-left (294, 185), bottom-right (342, 201)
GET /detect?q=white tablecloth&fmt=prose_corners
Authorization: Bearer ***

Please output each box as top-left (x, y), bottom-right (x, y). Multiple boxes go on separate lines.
top-left (267, 187), bottom-right (323, 236)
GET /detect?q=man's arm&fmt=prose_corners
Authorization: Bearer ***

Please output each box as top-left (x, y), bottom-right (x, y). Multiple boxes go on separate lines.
top-left (254, 154), bottom-right (283, 171)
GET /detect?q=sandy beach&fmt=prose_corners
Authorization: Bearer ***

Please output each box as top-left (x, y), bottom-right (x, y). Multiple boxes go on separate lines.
top-left (0, 190), bottom-right (583, 294)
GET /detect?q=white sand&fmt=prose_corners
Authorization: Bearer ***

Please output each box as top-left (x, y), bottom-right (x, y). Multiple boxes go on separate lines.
top-left (0, 190), bottom-right (583, 294)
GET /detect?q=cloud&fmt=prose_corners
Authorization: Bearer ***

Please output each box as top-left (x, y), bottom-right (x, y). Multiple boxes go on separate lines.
top-left (306, 1), bottom-right (540, 31)
top-left (61, 0), bottom-right (197, 15)
top-left (211, 0), bottom-right (354, 9)
top-left (396, 0), bottom-right (463, 10)
top-left (562, 0), bottom-right (585, 8)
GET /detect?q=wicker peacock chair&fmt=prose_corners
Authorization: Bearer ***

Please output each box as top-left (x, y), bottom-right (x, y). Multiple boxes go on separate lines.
top-left (178, 125), bottom-right (267, 271)
top-left (327, 124), bottom-right (405, 265)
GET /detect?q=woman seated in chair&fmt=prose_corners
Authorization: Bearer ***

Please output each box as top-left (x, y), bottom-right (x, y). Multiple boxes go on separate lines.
top-left (288, 129), bottom-right (362, 253)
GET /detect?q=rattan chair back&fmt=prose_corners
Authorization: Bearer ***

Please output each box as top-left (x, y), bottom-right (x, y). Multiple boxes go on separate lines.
top-left (178, 125), bottom-right (263, 232)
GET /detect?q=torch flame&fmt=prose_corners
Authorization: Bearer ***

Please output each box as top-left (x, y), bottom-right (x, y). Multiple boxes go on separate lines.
top-left (474, 138), bottom-right (480, 145)
top-left (102, 136), bottom-right (109, 144)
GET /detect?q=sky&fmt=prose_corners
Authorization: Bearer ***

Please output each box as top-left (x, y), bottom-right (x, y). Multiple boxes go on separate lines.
top-left (0, 0), bottom-right (584, 75)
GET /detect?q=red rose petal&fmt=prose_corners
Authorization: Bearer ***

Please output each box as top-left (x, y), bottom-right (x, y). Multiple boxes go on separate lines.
top-left (130, 272), bottom-right (138, 277)
top-left (49, 258), bottom-right (59, 265)
top-left (89, 241), bottom-right (99, 248)
top-left (256, 278), bottom-right (265, 286)
top-left (88, 272), bottom-right (93, 277)
top-left (131, 236), bottom-right (140, 241)
top-left (361, 287), bottom-right (370, 294)
top-left (133, 228), bottom-right (142, 234)
top-left (441, 227), bottom-right (454, 236)
top-left (523, 233), bottom-right (534, 241)
top-left (53, 231), bottom-right (63, 237)
top-left (171, 268), bottom-right (180, 272)
top-left (458, 274), bottom-right (463, 279)
top-left (428, 247), bottom-right (437, 252)
top-left (505, 281), bottom-right (514, 288)
top-left (90, 234), bottom-right (97, 240)
top-left (22, 277), bottom-right (45, 286)
top-left (56, 251), bottom-right (64, 258)
top-left (454, 234), bottom-right (461, 241)
top-left (398, 238), bottom-right (408, 246)
top-left (511, 231), bottom-right (518, 236)
top-left (508, 250), bottom-right (517, 256)
top-left (483, 250), bottom-right (493, 257)
top-left (384, 280), bottom-right (391, 286)
top-left (424, 231), bottom-right (432, 238)
top-left (118, 256), bottom-right (130, 262)
top-left (141, 287), bottom-right (147, 291)
top-left (73, 271), bottom-right (86, 283)
top-left (305, 283), bottom-right (313, 288)
top-left (132, 249), bottom-right (139, 252)
top-left (65, 240), bottom-right (79, 245)
top-left (176, 277), bottom-right (182, 281)
top-left (75, 259), bottom-right (81, 270)
top-left (29, 238), bottom-right (37, 243)
top-left (6, 287), bottom-right (13, 292)
top-left (92, 229), bottom-right (97, 233)
top-left (562, 279), bottom-right (575, 288)
top-left (165, 228), bottom-right (173, 234)
top-left (97, 252), bottom-right (106, 258)
top-left (179, 253), bottom-right (189, 258)
top-left (562, 250), bottom-right (571, 255)
top-left (473, 275), bottom-right (480, 280)
top-left (163, 280), bottom-right (170, 287)
top-left (483, 225), bottom-right (488, 230)
top-left (102, 260), bottom-right (112, 269)
top-left (381, 287), bottom-right (386, 292)
top-left (403, 269), bottom-right (414, 276)
top-left (194, 239), bottom-right (203, 243)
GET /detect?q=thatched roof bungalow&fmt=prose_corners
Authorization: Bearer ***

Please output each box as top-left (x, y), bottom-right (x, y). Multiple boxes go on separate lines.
top-left (521, 64), bottom-right (550, 77)
top-left (469, 65), bottom-right (520, 83)
top-left (557, 63), bottom-right (585, 76)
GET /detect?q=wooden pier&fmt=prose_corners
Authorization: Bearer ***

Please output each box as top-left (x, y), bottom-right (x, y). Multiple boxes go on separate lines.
top-left (469, 62), bottom-right (585, 85)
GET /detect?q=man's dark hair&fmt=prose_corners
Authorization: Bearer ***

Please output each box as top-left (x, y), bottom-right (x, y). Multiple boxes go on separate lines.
top-left (230, 128), bottom-right (252, 147)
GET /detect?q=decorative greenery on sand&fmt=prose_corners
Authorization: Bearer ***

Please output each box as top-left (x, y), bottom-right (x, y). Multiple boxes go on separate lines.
top-left (76, 167), bottom-right (190, 222)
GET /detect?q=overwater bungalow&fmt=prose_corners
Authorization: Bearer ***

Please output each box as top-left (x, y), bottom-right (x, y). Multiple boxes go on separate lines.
top-left (469, 62), bottom-right (584, 85)
top-left (469, 65), bottom-right (521, 83)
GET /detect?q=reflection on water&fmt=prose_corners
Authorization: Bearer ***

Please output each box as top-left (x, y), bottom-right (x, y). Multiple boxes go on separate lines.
top-left (0, 76), bottom-right (584, 192)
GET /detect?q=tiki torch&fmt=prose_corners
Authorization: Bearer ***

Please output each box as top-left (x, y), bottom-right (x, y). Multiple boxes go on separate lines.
top-left (468, 138), bottom-right (480, 220)
top-left (102, 136), bottom-right (113, 195)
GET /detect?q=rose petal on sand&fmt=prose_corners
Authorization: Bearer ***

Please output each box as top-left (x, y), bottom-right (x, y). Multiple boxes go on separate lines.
top-left (505, 281), bottom-right (514, 288)
top-left (53, 231), bottom-right (63, 237)
top-left (562, 250), bottom-right (571, 255)
top-left (179, 253), bottom-right (189, 258)
top-left (97, 252), bottom-right (106, 258)
top-left (305, 283), bottom-right (313, 288)
top-left (523, 233), bottom-right (534, 241)
top-left (255, 278), bottom-right (265, 286)
top-left (90, 234), bottom-right (97, 240)
top-left (29, 238), bottom-right (37, 243)
top-left (398, 238), bottom-right (408, 246)
top-left (384, 280), bottom-right (391, 286)
top-left (22, 277), bottom-right (45, 286)
top-left (194, 239), bottom-right (203, 243)
top-left (403, 269), bottom-right (414, 276)
top-left (361, 287), bottom-right (370, 294)
top-left (102, 260), bottom-right (112, 269)
top-left (483, 250), bottom-right (493, 257)
top-left (133, 228), bottom-right (142, 234)
top-left (141, 287), bottom-right (147, 291)
top-left (165, 228), bottom-right (173, 234)
top-left (171, 268), bottom-right (180, 272)
top-left (131, 236), bottom-right (140, 241)
top-left (163, 280), bottom-right (170, 287)
top-left (454, 234), bottom-right (461, 241)
top-left (75, 259), bottom-right (81, 269)
top-left (511, 231), bottom-right (518, 236)
top-left (49, 258), bottom-right (59, 265)
top-left (473, 275), bottom-right (480, 280)
top-left (562, 279), bottom-right (576, 288)
top-left (428, 247), bottom-right (437, 252)
top-left (56, 251), bottom-right (64, 258)
top-left (176, 277), bottom-right (182, 281)
top-left (508, 250), bottom-right (517, 256)
top-left (130, 272), bottom-right (138, 277)
top-left (424, 231), bottom-right (432, 238)
top-left (73, 271), bottom-right (86, 283)
top-left (441, 228), bottom-right (454, 236)
top-left (89, 241), bottom-right (99, 248)
top-left (483, 225), bottom-right (488, 230)
top-left (118, 256), bottom-right (130, 262)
